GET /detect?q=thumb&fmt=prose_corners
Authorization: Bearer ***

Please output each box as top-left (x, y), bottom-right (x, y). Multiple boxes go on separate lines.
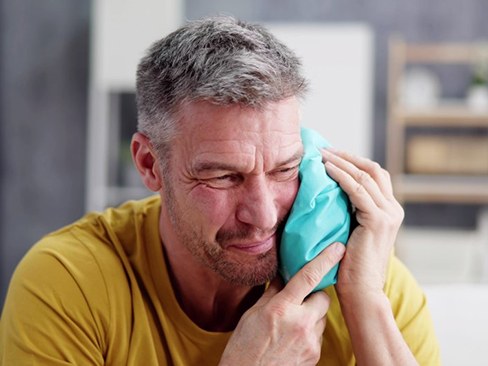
top-left (279, 242), bottom-right (346, 304)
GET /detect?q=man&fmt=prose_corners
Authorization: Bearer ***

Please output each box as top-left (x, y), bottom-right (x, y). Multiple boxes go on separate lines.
top-left (0, 16), bottom-right (440, 365)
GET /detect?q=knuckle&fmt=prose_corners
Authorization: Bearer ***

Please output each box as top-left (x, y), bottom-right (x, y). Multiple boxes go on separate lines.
top-left (301, 266), bottom-right (324, 288)
top-left (370, 161), bottom-right (382, 172)
top-left (354, 182), bottom-right (366, 195)
top-left (361, 156), bottom-right (379, 169)
top-left (263, 301), bottom-right (287, 321)
top-left (387, 200), bottom-right (404, 222)
top-left (304, 340), bottom-right (322, 365)
top-left (366, 160), bottom-right (388, 181)
top-left (368, 207), bottom-right (389, 224)
top-left (341, 150), bottom-right (354, 160)
top-left (383, 206), bottom-right (404, 229)
top-left (292, 321), bottom-right (310, 337)
top-left (395, 203), bottom-right (405, 221)
top-left (311, 349), bottom-right (322, 365)
top-left (385, 216), bottom-right (397, 229)
top-left (355, 170), bottom-right (371, 185)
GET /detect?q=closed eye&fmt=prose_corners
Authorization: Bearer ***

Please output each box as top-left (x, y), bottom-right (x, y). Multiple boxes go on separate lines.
top-left (215, 174), bottom-right (239, 182)
top-left (277, 166), bottom-right (296, 173)
top-left (269, 165), bottom-right (300, 181)
top-left (201, 174), bottom-right (243, 189)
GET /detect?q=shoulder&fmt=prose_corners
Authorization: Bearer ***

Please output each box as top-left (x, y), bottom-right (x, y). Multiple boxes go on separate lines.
top-left (33, 195), bottom-right (161, 284)
top-left (5, 217), bottom-right (130, 331)
top-left (0, 203), bottom-right (146, 363)
top-left (1, 197), bottom-right (163, 363)
top-left (384, 255), bottom-right (426, 315)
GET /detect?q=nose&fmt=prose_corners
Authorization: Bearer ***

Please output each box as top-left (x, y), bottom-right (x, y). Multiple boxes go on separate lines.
top-left (236, 175), bottom-right (278, 231)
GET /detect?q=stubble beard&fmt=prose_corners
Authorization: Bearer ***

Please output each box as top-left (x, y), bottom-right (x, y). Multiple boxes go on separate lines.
top-left (162, 175), bottom-right (283, 287)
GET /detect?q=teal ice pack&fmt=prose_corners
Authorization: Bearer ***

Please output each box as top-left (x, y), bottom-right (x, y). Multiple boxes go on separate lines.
top-left (279, 127), bottom-right (351, 291)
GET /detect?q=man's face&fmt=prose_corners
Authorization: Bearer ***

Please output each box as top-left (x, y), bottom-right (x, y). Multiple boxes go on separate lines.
top-left (159, 97), bottom-right (303, 286)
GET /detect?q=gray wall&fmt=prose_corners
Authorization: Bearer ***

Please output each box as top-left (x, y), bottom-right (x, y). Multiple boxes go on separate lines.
top-left (0, 0), bottom-right (90, 304)
top-left (1, 0), bottom-right (487, 305)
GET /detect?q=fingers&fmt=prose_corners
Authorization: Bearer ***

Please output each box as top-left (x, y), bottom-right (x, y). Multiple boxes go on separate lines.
top-left (324, 160), bottom-right (380, 211)
top-left (322, 149), bottom-right (394, 209)
top-left (279, 243), bottom-right (345, 305)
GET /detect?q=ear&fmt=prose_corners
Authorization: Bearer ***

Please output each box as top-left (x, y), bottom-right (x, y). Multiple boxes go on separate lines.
top-left (131, 132), bottom-right (163, 192)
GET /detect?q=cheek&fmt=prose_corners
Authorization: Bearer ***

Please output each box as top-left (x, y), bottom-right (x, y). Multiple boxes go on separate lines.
top-left (188, 185), bottom-right (235, 227)
top-left (276, 178), bottom-right (300, 214)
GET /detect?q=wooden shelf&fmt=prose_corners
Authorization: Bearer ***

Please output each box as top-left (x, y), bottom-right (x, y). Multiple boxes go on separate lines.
top-left (394, 175), bottom-right (488, 204)
top-left (404, 43), bottom-right (482, 64)
top-left (397, 105), bottom-right (488, 127)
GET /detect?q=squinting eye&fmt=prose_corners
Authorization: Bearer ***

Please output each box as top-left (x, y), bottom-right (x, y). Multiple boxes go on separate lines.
top-left (202, 174), bottom-right (242, 189)
top-left (272, 166), bottom-right (299, 180)
top-left (281, 166), bottom-right (299, 174)
top-left (278, 167), bottom-right (294, 173)
top-left (216, 175), bottom-right (238, 182)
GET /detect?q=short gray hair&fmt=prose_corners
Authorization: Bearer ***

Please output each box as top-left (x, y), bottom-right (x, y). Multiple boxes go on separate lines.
top-left (136, 15), bottom-right (307, 157)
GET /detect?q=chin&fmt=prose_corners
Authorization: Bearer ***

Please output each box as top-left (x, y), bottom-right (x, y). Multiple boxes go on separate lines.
top-left (217, 251), bottom-right (278, 287)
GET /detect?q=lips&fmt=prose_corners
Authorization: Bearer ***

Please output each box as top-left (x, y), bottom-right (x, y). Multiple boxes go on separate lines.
top-left (227, 235), bottom-right (275, 255)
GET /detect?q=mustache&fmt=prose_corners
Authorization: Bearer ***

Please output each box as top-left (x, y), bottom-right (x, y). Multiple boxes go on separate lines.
top-left (216, 218), bottom-right (286, 243)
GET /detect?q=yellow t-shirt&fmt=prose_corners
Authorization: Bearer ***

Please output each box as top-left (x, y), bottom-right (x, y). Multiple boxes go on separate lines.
top-left (0, 196), bottom-right (440, 365)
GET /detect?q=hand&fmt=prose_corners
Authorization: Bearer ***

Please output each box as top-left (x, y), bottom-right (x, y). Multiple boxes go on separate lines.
top-left (321, 148), bottom-right (404, 300)
top-left (219, 243), bottom-right (346, 366)
top-left (321, 150), bottom-right (420, 366)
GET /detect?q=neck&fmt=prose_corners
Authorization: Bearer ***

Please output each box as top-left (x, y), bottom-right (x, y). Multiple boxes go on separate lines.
top-left (160, 218), bottom-right (263, 332)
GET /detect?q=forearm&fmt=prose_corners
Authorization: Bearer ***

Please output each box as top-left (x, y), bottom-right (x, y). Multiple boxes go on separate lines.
top-left (340, 292), bottom-right (418, 366)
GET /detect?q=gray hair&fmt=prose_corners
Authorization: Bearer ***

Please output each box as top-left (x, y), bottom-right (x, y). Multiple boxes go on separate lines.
top-left (135, 15), bottom-right (307, 158)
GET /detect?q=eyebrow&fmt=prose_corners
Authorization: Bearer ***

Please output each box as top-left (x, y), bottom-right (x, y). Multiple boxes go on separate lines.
top-left (274, 151), bottom-right (304, 168)
top-left (192, 151), bottom-right (304, 174)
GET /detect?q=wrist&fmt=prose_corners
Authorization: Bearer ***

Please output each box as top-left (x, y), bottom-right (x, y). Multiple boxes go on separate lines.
top-left (336, 287), bottom-right (418, 366)
top-left (337, 287), bottom-right (391, 321)
top-left (336, 280), bottom-right (385, 302)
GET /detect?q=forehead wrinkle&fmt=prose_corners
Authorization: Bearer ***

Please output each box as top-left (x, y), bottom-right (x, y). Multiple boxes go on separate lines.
top-left (261, 130), bottom-right (303, 166)
top-left (195, 138), bottom-right (256, 164)
top-left (192, 144), bottom-right (257, 174)
top-left (275, 150), bottom-right (304, 167)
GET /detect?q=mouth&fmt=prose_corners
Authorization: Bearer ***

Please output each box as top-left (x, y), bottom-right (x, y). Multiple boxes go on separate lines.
top-left (226, 234), bottom-right (275, 255)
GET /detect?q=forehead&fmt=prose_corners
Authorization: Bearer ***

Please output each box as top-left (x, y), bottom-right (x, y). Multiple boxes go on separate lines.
top-left (173, 98), bottom-right (302, 171)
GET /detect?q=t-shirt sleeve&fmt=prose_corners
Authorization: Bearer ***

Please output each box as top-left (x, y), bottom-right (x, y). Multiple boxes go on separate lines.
top-left (385, 256), bottom-right (442, 366)
top-left (0, 237), bottom-right (110, 366)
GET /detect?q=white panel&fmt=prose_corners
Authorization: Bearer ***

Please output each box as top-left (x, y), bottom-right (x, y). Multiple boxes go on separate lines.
top-left (423, 284), bottom-right (488, 366)
top-left (92, 0), bottom-right (184, 89)
top-left (87, 0), bottom-right (183, 211)
top-left (266, 24), bottom-right (374, 158)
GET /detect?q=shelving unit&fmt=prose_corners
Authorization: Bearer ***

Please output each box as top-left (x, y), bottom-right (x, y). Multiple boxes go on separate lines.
top-left (387, 38), bottom-right (488, 204)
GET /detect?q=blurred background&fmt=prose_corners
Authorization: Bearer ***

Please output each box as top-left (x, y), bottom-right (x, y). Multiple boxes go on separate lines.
top-left (1, 0), bottom-right (487, 363)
